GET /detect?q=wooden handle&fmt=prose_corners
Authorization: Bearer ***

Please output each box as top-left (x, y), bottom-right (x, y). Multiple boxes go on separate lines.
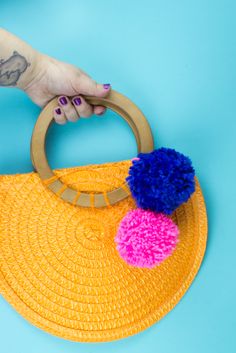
top-left (30, 90), bottom-right (154, 207)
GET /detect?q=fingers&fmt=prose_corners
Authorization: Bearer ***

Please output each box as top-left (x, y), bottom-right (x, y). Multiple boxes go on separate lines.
top-left (73, 74), bottom-right (111, 116)
top-left (93, 105), bottom-right (106, 116)
top-left (58, 96), bottom-right (79, 122)
top-left (52, 73), bottom-right (111, 124)
top-left (71, 96), bottom-right (107, 117)
top-left (53, 107), bottom-right (67, 125)
top-left (76, 74), bottom-right (111, 98)
top-left (71, 96), bottom-right (93, 118)
top-left (53, 95), bottom-right (107, 124)
top-left (53, 96), bottom-right (78, 124)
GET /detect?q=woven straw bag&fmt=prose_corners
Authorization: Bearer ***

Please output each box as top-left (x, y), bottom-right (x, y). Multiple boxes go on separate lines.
top-left (0, 90), bottom-right (207, 342)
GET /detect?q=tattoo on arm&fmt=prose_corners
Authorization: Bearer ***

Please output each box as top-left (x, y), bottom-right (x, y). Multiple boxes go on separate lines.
top-left (0, 51), bottom-right (30, 86)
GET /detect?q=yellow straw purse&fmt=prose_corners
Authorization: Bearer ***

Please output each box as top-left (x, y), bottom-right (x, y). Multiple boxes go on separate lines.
top-left (0, 90), bottom-right (207, 342)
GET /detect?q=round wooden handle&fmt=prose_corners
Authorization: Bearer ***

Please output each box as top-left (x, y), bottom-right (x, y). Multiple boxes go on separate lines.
top-left (30, 90), bottom-right (154, 207)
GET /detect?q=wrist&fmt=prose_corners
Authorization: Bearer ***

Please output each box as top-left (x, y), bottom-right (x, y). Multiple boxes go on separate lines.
top-left (17, 50), bottom-right (44, 91)
top-left (0, 28), bottom-right (43, 90)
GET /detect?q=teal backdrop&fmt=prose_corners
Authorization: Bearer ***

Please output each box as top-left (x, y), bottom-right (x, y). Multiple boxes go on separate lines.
top-left (0, 1), bottom-right (235, 352)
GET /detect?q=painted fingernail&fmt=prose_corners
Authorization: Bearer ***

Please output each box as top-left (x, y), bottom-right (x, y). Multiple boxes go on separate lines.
top-left (55, 108), bottom-right (61, 114)
top-left (73, 97), bottom-right (82, 106)
top-left (59, 96), bottom-right (67, 105)
top-left (103, 83), bottom-right (111, 90)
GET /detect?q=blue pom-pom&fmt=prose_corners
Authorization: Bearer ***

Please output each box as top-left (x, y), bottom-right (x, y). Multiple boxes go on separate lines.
top-left (126, 148), bottom-right (195, 214)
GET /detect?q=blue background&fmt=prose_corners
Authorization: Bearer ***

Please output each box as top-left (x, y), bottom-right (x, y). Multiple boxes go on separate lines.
top-left (0, 0), bottom-right (235, 352)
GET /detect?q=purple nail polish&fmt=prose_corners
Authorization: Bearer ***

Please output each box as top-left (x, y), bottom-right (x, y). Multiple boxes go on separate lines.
top-left (59, 96), bottom-right (67, 105)
top-left (73, 97), bottom-right (82, 106)
top-left (103, 83), bottom-right (111, 90)
top-left (55, 108), bottom-right (61, 114)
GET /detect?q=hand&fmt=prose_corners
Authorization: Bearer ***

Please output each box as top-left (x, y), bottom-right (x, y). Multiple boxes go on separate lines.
top-left (23, 53), bottom-right (111, 124)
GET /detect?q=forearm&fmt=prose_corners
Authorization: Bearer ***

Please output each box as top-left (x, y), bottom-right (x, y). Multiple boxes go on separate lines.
top-left (0, 28), bottom-right (40, 89)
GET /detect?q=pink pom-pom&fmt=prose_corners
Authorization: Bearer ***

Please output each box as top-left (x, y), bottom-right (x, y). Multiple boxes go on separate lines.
top-left (131, 157), bottom-right (140, 162)
top-left (115, 209), bottom-right (179, 268)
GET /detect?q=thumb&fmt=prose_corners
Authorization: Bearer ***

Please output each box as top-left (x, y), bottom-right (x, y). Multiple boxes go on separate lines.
top-left (76, 74), bottom-right (111, 97)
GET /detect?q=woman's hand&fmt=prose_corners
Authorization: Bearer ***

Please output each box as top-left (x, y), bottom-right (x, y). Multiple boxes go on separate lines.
top-left (23, 54), bottom-right (111, 124)
top-left (0, 29), bottom-right (110, 124)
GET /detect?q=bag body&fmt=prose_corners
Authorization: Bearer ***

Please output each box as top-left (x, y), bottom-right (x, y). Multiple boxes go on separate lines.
top-left (0, 91), bottom-right (207, 342)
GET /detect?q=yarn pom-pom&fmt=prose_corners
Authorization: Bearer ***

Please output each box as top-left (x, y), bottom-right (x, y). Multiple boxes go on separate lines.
top-left (115, 209), bottom-right (179, 268)
top-left (126, 147), bottom-right (195, 214)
